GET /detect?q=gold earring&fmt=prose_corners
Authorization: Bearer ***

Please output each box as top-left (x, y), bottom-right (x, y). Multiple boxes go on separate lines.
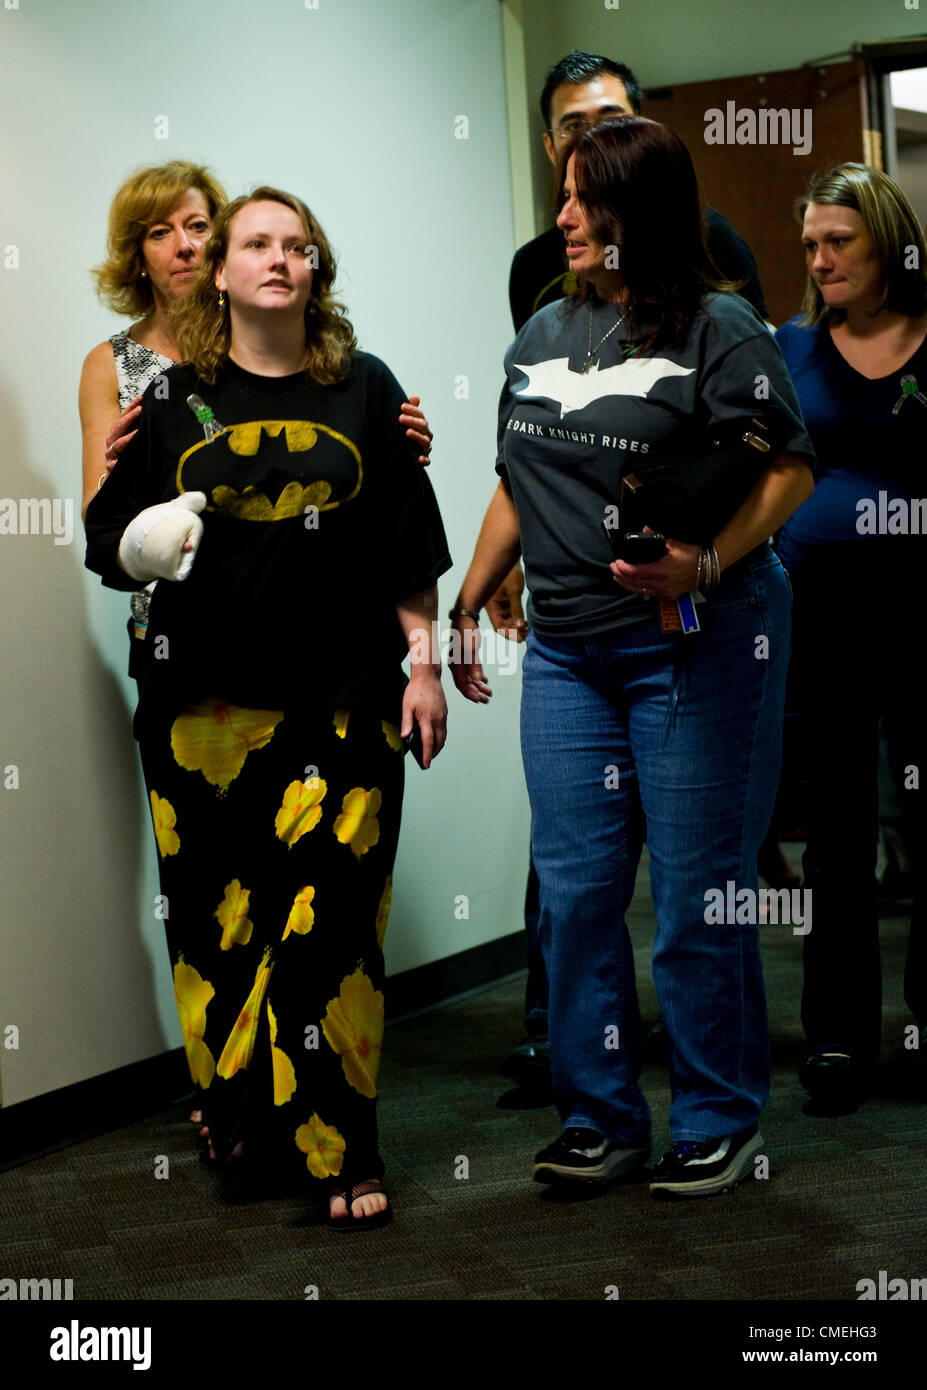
top-left (218, 291), bottom-right (225, 309)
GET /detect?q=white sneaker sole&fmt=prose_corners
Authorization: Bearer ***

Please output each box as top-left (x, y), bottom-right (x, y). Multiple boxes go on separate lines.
top-left (648, 1132), bottom-right (765, 1198)
top-left (534, 1146), bottom-right (650, 1184)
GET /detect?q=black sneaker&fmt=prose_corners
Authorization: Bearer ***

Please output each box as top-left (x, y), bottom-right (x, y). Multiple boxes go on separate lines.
top-left (533, 1127), bottom-right (650, 1183)
top-left (648, 1124), bottom-right (763, 1198)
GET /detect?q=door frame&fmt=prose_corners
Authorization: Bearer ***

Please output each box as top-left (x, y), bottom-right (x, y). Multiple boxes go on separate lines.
top-left (856, 37), bottom-right (927, 176)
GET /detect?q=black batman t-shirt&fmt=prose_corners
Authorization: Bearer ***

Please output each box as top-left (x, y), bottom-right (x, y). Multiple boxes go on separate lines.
top-left (85, 354), bottom-right (452, 729)
top-left (495, 291), bottom-right (814, 636)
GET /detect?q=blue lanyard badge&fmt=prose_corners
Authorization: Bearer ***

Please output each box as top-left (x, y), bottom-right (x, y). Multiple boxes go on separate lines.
top-left (659, 593), bottom-right (701, 634)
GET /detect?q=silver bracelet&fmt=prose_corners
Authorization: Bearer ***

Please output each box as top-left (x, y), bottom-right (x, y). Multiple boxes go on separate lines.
top-left (698, 545), bottom-right (721, 592)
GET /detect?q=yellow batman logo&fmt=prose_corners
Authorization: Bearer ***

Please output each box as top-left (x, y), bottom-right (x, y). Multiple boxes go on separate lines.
top-left (176, 419), bottom-right (362, 521)
top-left (211, 479), bottom-right (333, 521)
top-left (224, 421), bottom-right (320, 456)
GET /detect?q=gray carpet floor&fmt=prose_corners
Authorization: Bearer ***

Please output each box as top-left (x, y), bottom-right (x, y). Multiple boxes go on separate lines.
top-left (1, 850), bottom-right (923, 1302)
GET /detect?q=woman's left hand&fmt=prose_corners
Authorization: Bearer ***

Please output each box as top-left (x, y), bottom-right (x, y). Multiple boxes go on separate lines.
top-left (399, 395), bottom-right (433, 466)
top-left (401, 669), bottom-right (447, 768)
top-left (610, 538), bottom-right (701, 601)
top-left (105, 394), bottom-right (144, 469)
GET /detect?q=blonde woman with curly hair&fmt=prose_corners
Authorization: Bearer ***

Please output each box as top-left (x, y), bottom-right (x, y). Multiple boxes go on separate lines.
top-left (79, 161), bottom-right (227, 519)
top-left (84, 187), bottom-right (452, 1228)
top-left (80, 164), bottom-right (226, 1144)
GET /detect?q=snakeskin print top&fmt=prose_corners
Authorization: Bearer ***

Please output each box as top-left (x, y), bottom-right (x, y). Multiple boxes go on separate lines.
top-left (109, 331), bottom-right (175, 630)
top-left (109, 330), bottom-right (174, 410)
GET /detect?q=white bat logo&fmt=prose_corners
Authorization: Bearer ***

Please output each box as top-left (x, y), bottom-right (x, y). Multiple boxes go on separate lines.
top-left (513, 356), bottom-right (695, 419)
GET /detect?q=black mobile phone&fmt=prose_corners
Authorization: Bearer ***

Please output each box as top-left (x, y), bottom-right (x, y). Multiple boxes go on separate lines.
top-left (404, 723), bottom-right (426, 769)
top-left (602, 522), bottom-right (667, 564)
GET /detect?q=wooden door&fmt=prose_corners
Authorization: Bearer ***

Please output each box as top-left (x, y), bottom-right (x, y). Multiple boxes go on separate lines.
top-left (644, 59), bottom-right (870, 325)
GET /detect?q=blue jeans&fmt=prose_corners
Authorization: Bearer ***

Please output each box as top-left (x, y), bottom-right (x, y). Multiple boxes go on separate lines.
top-left (520, 548), bottom-right (791, 1144)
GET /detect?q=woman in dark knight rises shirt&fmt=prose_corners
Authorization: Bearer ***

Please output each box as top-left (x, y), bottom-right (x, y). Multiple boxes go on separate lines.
top-left (451, 119), bottom-right (814, 1198)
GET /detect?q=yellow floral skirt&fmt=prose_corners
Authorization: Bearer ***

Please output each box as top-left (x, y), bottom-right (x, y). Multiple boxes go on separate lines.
top-left (140, 697), bottom-right (405, 1188)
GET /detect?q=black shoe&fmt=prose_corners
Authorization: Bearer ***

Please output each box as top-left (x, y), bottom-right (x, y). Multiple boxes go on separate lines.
top-left (648, 1124), bottom-right (763, 1198)
top-left (500, 1035), bottom-right (551, 1082)
top-left (799, 1051), bottom-right (868, 1114)
top-left (533, 1127), bottom-right (650, 1184)
top-left (799, 1050), bottom-right (852, 1089)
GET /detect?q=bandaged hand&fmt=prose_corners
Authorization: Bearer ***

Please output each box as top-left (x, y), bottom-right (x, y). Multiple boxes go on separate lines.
top-left (118, 492), bottom-right (207, 582)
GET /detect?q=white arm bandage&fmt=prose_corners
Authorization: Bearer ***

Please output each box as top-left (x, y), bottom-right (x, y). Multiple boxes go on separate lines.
top-left (118, 492), bottom-right (208, 583)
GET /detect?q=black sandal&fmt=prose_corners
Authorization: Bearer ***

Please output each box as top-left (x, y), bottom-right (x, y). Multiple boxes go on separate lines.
top-left (326, 1178), bottom-right (392, 1232)
top-left (199, 1109), bottom-right (246, 1170)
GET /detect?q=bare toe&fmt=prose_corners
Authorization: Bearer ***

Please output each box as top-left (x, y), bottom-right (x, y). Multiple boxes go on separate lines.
top-left (352, 1192), bottom-right (388, 1219)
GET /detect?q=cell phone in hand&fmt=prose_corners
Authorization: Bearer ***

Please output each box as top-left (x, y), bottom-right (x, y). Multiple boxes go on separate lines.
top-left (404, 723), bottom-right (426, 769)
top-left (602, 521), bottom-right (668, 564)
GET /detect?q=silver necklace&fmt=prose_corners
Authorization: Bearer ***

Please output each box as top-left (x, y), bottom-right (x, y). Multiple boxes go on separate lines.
top-left (583, 303), bottom-right (625, 373)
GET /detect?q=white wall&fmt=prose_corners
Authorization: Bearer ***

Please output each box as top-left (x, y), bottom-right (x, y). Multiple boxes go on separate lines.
top-left (524, 0), bottom-right (927, 89)
top-left (0, 0), bottom-right (529, 1107)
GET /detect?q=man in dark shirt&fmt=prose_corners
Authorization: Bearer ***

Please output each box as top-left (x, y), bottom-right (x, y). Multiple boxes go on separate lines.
top-left (497, 50), bottom-right (769, 1092)
top-left (509, 50), bottom-right (768, 332)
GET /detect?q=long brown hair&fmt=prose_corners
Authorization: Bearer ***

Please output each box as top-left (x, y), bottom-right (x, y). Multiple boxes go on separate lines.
top-left (560, 117), bottom-right (736, 349)
top-left (172, 186), bottom-right (356, 385)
